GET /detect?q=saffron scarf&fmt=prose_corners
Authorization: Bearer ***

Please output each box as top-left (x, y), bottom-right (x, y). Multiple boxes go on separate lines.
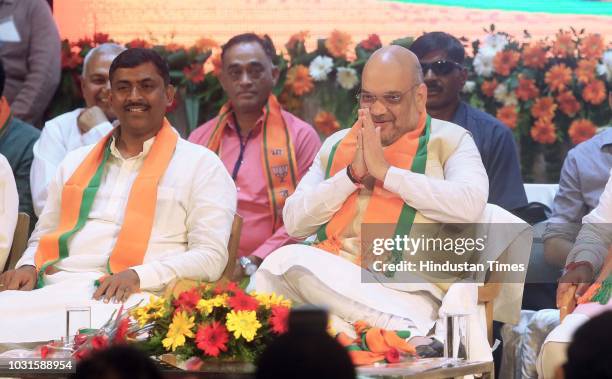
top-left (0, 97), bottom-right (12, 135)
top-left (34, 119), bottom-right (178, 287)
top-left (315, 113), bottom-right (431, 260)
top-left (206, 95), bottom-right (298, 231)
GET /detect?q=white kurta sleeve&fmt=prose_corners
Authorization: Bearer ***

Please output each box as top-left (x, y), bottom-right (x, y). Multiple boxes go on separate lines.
top-left (0, 155), bottom-right (18, 269)
top-left (566, 169), bottom-right (612, 274)
top-left (282, 136), bottom-right (359, 239)
top-left (131, 152), bottom-right (237, 290)
top-left (80, 121), bottom-right (113, 145)
top-left (382, 133), bottom-right (489, 223)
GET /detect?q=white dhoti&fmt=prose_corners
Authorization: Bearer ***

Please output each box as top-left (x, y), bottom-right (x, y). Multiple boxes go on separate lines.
top-left (0, 271), bottom-right (150, 344)
top-left (537, 302), bottom-right (612, 379)
top-left (253, 205), bottom-right (532, 363)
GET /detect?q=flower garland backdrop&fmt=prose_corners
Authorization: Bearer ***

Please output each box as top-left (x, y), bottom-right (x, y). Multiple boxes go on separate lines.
top-left (50, 28), bottom-right (612, 182)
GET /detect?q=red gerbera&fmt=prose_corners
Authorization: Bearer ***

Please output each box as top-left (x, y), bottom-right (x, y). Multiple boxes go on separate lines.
top-left (360, 34), bottom-right (382, 50)
top-left (196, 322), bottom-right (229, 357)
top-left (269, 306), bottom-right (290, 335)
top-left (228, 290), bottom-right (259, 311)
top-left (173, 288), bottom-right (201, 313)
top-left (113, 318), bottom-right (130, 343)
top-left (91, 335), bottom-right (109, 350)
top-left (385, 347), bottom-right (401, 363)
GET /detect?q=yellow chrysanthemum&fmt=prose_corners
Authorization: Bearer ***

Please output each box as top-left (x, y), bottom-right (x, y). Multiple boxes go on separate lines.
top-left (253, 292), bottom-right (292, 309)
top-left (197, 299), bottom-right (214, 316)
top-left (131, 296), bottom-right (168, 326)
top-left (162, 311), bottom-right (195, 352)
top-left (226, 310), bottom-right (261, 342)
top-left (211, 294), bottom-right (228, 307)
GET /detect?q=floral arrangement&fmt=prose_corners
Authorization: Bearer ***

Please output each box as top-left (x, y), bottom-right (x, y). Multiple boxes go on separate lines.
top-left (49, 28), bottom-right (611, 181)
top-left (130, 282), bottom-right (292, 363)
top-left (462, 26), bottom-right (611, 180)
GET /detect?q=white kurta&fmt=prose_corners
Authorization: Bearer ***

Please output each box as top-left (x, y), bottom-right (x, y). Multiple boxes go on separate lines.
top-left (254, 120), bottom-right (531, 362)
top-left (0, 129), bottom-right (237, 343)
top-left (30, 108), bottom-right (114, 216)
top-left (0, 154), bottom-right (18, 270)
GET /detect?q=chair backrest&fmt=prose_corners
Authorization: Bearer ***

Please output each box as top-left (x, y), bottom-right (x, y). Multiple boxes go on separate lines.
top-left (221, 214), bottom-right (243, 280)
top-left (4, 212), bottom-right (30, 272)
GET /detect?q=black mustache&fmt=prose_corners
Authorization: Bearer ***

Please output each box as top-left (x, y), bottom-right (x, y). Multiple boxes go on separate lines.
top-left (124, 103), bottom-right (150, 110)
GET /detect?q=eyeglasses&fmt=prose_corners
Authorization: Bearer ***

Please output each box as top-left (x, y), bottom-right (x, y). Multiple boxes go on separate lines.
top-left (420, 60), bottom-right (463, 76)
top-left (225, 65), bottom-right (266, 82)
top-left (356, 83), bottom-right (421, 106)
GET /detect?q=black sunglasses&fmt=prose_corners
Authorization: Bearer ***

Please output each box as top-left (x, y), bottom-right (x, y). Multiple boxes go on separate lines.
top-left (420, 60), bottom-right (463, 76)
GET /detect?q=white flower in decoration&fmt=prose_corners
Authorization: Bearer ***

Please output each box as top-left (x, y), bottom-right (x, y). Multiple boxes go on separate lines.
top-left (462, 80), bottom-right (476, 93)
top-left (309, 55), bottom-right (334, 81)
top-left (596, 50), bottom-right (612, 82)
top-left (473, 53), bottom-right (494, 77)
top-left (494, 82), bottom-right (518, 106)
top-left (336, 67), bottom-right (359, 90)
top-left (482, 33), bottom-right (509, 53)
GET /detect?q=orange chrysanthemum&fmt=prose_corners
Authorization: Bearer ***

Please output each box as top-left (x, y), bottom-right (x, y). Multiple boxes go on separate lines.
top-left (530, 119), bottom-right (557, 144)
top-left (314, 111), bottom-right (341, 136)
top-left (278, 88), bottom-right (303, 113)
top-left (285, 65), bottom-right (314, 96)
top-left (531, 97), bottom-right (558, 120)
top-left (325, 30), bottom-right (352, 58)
top-left (286, 31), bottom-right (309, 51)
top-left (545, 64), bottom-right (573, 92)
top-left (568, 119), bottom-right (597, 145)
top-left (493, 50), bottom-right (520, 76)
top-left (496, 105), bottom-right (518, 129)
top-left (126, 39), bottom-right (151, 49)
top-left (552, 31), bottom-right (574, 57)
top-left (210, 52), bottom-right (222, 77)
top-left (183, 63), bottom-right (205, 84)
top-left (575, 60), bottom-right (598, 84)
top-left (579, 34), bottom-right (605, 60)
top-left (165, 43), bottom-right (184, 52)
top-left (481, 79), bottom-right (498, 98)
top-left (556, 91), bottom-right (581, 117)
top-left (194, 37), bottom-right (219, 52)
top-left (582, 79), bottom-right (607, 105)
top-left (515, 77), bottom-right (539, 101)
top-left (522, 43), bottom-right (548, 69)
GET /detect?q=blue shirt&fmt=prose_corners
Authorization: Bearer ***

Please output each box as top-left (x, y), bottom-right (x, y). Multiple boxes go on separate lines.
top-left (451, 102), bottom-right (527, 211)
top-left (543, 128), bottom-right (612, 242)
top-left (0, 116), bottom-right (40, 219)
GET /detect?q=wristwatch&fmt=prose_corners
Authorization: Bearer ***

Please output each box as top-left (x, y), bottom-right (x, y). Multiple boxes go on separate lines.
top-left (239, 256), bottom-right (259, 276)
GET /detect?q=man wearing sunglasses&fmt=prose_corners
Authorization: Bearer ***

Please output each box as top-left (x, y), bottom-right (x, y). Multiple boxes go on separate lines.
top-left (410, 32), bottom-right (527, 214)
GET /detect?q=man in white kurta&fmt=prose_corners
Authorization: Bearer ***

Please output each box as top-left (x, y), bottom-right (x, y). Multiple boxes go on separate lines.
top-left (0, 153), bottom-right (18, 270)
top-left (30, 43), bottom-right (126, 216)
top-left (254, 47), bottom-right (531, 362)
top-left (538, 168), bottom-right (612, 379)
top-left (0, 48), bottom-right (237, 344)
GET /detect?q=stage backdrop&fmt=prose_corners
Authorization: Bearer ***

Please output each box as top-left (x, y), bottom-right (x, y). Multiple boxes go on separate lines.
top-left (54, 0), bottom-right (612, 47)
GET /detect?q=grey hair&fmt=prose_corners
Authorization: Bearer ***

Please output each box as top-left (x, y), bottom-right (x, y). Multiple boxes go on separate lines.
top-left (414, 60), bottom-right (424, 84)
top-left (82, 43), bottom-right (126, 76)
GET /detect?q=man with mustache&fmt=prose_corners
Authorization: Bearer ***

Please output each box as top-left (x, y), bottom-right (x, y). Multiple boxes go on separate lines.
top-left (253, 45), bottom-right (530, 362)
top-left (189, 33), bottom-right (320, 282)
top-left (409, 32), bottom-right (527, 213)
top-left (0, 48), bottom-right (236, 344)
top-left (30, 43), bottom-right (126, 216)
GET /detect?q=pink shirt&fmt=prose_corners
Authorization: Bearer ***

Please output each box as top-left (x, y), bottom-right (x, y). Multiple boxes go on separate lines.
top-left (189, 109), bottom-right (321, 260)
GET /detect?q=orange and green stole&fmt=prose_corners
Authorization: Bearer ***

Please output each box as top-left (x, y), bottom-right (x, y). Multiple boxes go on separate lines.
top-left (34, 120), bottom-right (178, 288)
top-left (578, 249), bottom-right (612, 305)
top-left (206, 95), bottom-right (298, 231)
top-left (0, 97), bottom-right (13, 136)
top-left (315, 113), bottom-right (431, 265)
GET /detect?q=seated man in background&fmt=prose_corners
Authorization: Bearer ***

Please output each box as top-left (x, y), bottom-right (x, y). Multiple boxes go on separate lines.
top-left (254, 46), bottom-right (530, 362)
top-left (0, 61), bottom-right (40, 220)
top-left (538, 167), bottom-right (612, 379)
top-left (189, 33), bottom-right (320, 281)
top-left (409, 32), bottom-right (527, 214)
top-left (543, 92), bottom-right (612, 268)
top-left (0, 48), bottom-right (236, 344)
top-left (0, 153), bottom-right (18, 270)
top-left (31, 43), bottom-right (126, 216)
